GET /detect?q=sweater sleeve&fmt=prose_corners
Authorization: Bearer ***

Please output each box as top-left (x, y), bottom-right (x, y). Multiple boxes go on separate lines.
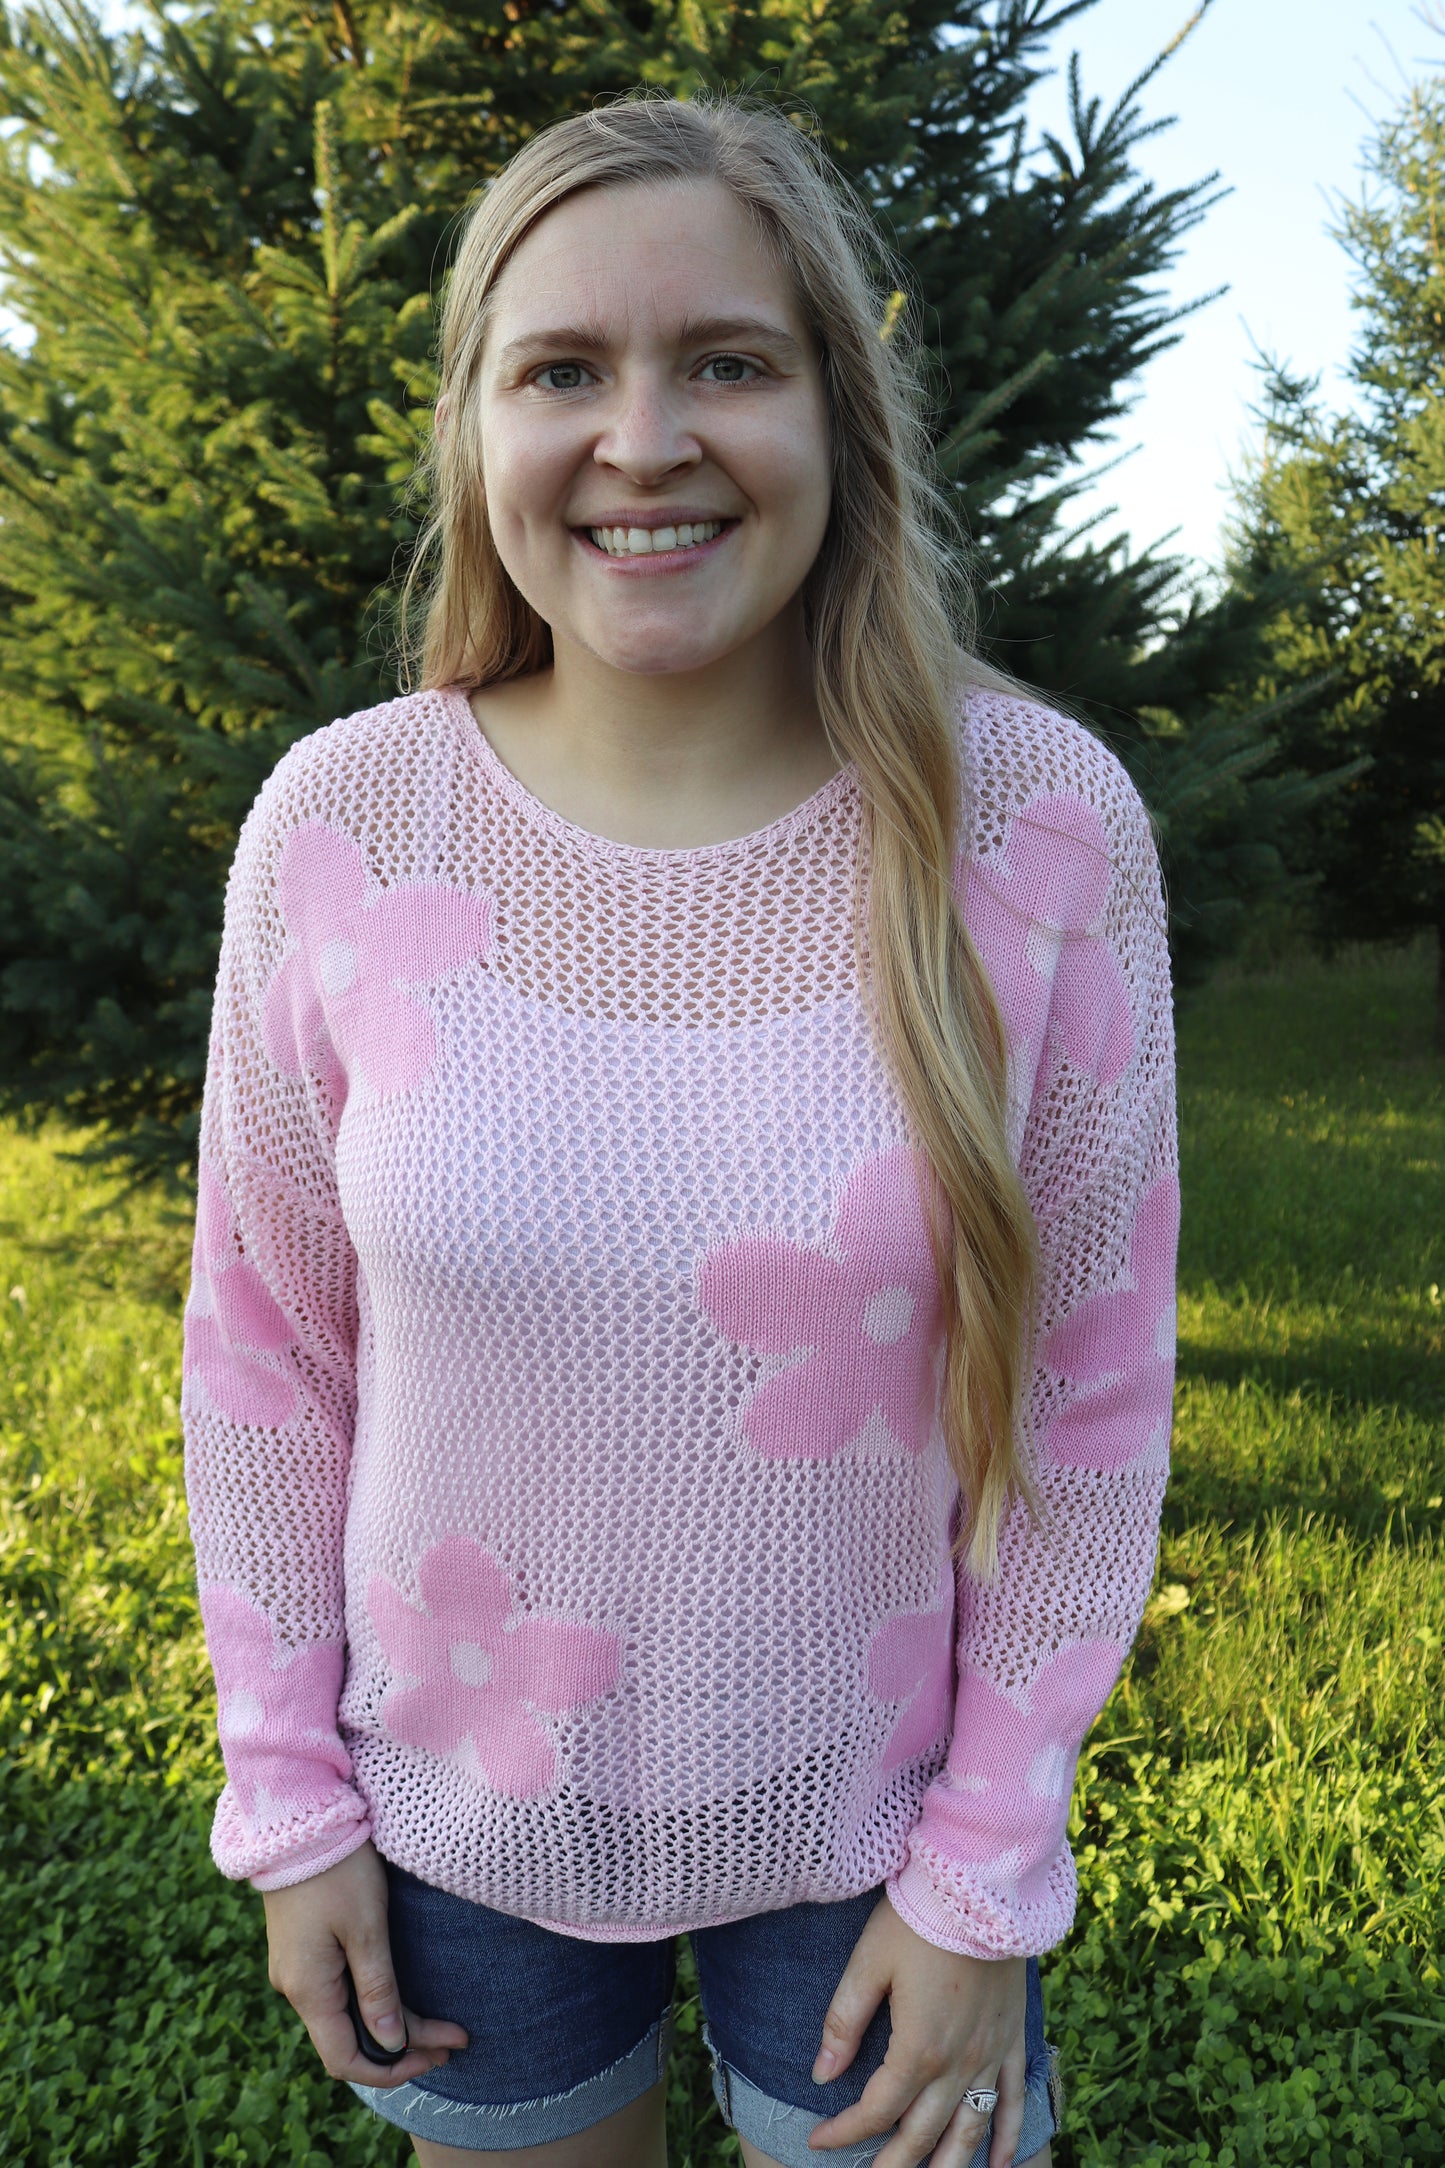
top-left (884, 728), bottom-right (1178, 1959)
top-left (181, 756), bottom-right (371, 1892)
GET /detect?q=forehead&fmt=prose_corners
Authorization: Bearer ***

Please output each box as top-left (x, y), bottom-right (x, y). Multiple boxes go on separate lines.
top-left (486, 177), bottom-right (805, 339)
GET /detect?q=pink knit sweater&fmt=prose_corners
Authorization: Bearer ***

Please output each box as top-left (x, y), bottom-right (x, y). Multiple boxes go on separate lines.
top-left (181, 680), bottom-right (1177, 1960)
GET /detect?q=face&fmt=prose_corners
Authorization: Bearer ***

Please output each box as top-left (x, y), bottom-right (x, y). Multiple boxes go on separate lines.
top-left (473, 177), bottom-right (833, 680)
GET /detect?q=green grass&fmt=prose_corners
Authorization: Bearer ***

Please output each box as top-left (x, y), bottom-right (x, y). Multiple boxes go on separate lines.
top-left (2, 939), bottom-right (1442, 2166)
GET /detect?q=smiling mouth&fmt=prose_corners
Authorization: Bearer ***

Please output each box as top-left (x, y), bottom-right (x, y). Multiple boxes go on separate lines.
top-left (583, 519), bottom-right (731, 557)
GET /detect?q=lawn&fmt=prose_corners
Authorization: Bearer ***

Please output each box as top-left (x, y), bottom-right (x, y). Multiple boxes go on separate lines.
top-left (1, 939), bottom-right (1441, 2166)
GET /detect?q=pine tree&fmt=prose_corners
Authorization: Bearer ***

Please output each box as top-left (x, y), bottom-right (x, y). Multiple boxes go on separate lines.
top-left (0, 0), bottom-right (1296, 1180)
top-left (1227, 68), bottom-right (1445, 1046)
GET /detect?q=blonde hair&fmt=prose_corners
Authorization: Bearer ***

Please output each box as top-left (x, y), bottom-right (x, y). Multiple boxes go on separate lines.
top-left (403, 91), bottom-right (1040, 1575)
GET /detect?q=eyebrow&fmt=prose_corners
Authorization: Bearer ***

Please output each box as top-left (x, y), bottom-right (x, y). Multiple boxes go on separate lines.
top-left (494, 314), bottom-right (809, 370)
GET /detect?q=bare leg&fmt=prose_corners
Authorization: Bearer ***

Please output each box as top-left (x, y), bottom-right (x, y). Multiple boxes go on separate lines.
top-left (410, 2075), bottom-right (667, 2168)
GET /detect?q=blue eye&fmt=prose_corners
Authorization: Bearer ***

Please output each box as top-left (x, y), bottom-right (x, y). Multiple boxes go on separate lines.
top-left (535, 362), bottom-right (592, 392)
top-left (699, 354), bottom-right (758, 384)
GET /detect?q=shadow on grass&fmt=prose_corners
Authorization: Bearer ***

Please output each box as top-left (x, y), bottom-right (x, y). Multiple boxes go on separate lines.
top-left (1175, 1337), bottom-right (1443, 1423)
top-left (0, 1214), bottom-right (188, 1308)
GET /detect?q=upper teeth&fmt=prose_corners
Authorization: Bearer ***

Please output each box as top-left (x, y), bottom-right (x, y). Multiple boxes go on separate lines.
top-left (587, 521), bottom-right (724, 555)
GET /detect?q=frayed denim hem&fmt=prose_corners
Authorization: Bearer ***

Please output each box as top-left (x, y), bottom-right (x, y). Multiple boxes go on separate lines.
top-left (702, 2020), bottom-right (1060, 2168)
top-left (349, 2005), bottom-right (674, 2150)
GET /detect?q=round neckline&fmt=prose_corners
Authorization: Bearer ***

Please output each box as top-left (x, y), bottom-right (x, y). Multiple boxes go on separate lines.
top-left (441, 683), bottom-right (859, 865)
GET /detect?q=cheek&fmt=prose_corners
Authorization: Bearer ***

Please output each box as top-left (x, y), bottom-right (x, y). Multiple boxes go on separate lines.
top-left (481, 419), bottom-right (576, 544)
top-left (753, 401), bottom-right (832, 546)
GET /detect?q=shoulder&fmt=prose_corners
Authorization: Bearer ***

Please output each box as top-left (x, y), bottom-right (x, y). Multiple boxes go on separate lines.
top-left (954, 680), bottom-right (1170, 1067)
top-left (233, 687), bottom-right (461, 880)
top-left (957, 679), bottom-right (1156, 877)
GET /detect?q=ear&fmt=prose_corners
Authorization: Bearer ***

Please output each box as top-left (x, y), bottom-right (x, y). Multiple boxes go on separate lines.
top-left (434, 392), bottom-right (453, 443)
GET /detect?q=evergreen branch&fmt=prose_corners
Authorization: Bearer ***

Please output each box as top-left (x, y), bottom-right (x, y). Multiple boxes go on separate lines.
top-left (936, 349), bottom-right (1059, 477)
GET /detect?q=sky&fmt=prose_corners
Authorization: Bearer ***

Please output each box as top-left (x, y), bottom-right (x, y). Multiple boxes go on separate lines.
top-left (1027, 0), bottom-right (1445, 574)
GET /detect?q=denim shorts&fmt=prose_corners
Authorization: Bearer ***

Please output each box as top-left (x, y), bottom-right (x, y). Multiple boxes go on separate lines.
top-left (350, 1859), bottom-right (1062, 2164)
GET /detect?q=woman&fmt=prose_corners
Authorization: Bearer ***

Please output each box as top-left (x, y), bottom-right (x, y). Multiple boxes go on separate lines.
top-left (181, 90), bottom-right (1178, 2168)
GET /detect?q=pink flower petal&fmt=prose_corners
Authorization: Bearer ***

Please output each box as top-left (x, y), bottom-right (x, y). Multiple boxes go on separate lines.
top-left (1042, 1175), bottom-right (1180, 1471)
top-left (915, 1777), bottom-right (1066, 1904)
top-left (873, 1624), bottom-right (955, 1776)
top-left (944, 1640), bottom-right (1125, 1794)
top-left (491, 1615), bottom-right (622, 1714)
top-left (467, 1696), bottom-right (560, 1799)
top-left (1129, 1177), bottom-right (1182, 1306)
top-left (212, 1259), bottom-right (293, 1355)
top-left (1051, 937), bottom-right (1133, 1085)
top-left (868, 1610), bottom-right (945, 1702)
top-left (277, 824), bottom-right (368, 941)
top-left (198, 1585), bottom-right (349, 1819)
top-left (875, 1338), bottom-right (945, 1456)
top-left (880, 1668), bottom-right (954, 1774)
top-left (1043, 1287), bottom-right (1149, 1383)
top-left (329, 984), bottom-right (439, 1098)
top-left (378, 1675), bottom-right (472, 1758)
top-left (698, 1235), bottom-right (846, 1353)
top-left (187, 1317), bottom-right (298, 1428)
top-left (740, 1351), bottom-right (866, 1459)
top-left (963, 795), bottom-right (1122, 1085)
top-left (359, 882), bottom-right (493, 984)
top-left (832, 1144), bottom-right (935, 1264)
top-left (1045, 1367), bottom-right (1175, 1471)
top-left (202, 1584), bottom-right (275, 1677)
top-left (262, 950), bottom-right (326, 1079)
top-left (978, 798), bottom-right (1114, 932)
top-left (367, 1573), bottom-right (438, 1680)
top-left (964, 879), bottom-right (1050, 1064)
top-left (416, 1537), bottom-right (514, 1641)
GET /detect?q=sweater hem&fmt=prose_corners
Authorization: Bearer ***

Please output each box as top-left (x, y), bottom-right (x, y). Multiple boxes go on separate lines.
top-left (519, 1874), bottom-right (888, 1943)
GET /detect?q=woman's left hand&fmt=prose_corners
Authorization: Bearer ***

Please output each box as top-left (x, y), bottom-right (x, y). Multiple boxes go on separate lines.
top-left (807, 1893), bottom-right (1027, 2168)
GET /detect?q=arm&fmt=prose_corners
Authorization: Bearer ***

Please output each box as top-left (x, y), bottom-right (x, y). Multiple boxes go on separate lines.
top-left (884, 756), bottom-right (1179, 1961)
top-left (185, 768), bottom-right (471, 2084)
top-left (807, 746), bottom-right (1176, 2163)
top-left (182, 773), bottom-right (370, 1892)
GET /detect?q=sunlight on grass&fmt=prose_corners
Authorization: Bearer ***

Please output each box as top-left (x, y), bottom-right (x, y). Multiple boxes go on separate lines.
top-left (1, 940), bottom-right (1442, 2165)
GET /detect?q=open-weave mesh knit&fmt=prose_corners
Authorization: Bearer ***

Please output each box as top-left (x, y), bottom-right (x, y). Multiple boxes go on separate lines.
top-left (181, 681), bottom-right (1177, 1960)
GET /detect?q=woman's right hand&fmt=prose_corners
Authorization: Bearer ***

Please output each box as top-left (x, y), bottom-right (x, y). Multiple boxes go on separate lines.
top-left (261, 1838), bottom-right (469, 2086)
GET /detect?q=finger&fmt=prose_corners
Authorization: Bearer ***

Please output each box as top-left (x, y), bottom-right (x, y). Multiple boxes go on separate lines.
top-left (288, 1955), bottom-right (463, 2085)
top-left (871, 2077), bottom-right (972, 2168)
top-left (299, 1998), bottom-right (450, 2086)
top-left (812, 1949), bottom-right (892, 2085)
top-left (808, 2053), bottom-right (929, 2150)
top-left (926, 2055), bottom-right (1013, 2168)
top-left (986, 2033), bottom-right (1028, 2168)
top-left (346, 1937), bottom-right (409, 2055)
top-left (403, 2004), bottom-right (470, 2052)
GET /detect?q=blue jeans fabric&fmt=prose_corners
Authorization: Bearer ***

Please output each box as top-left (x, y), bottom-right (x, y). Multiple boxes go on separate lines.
top-left (351, 1860), bottom-right (1061, 2163)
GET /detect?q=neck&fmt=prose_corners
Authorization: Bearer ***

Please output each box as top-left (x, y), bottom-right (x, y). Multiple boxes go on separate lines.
top-left (524, 604), bottom-right (831, 801)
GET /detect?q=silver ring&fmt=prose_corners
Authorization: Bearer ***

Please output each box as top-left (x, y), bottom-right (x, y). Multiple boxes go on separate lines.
top-left (963, 2086), bottom-right (1000, 2116)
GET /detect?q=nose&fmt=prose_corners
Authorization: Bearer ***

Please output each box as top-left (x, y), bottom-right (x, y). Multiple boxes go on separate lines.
top-left (592, 366), bottom-right (702, 484)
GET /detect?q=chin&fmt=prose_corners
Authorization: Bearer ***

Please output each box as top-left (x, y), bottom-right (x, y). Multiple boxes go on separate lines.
top-left (585, 634), bottom-right (740, 679)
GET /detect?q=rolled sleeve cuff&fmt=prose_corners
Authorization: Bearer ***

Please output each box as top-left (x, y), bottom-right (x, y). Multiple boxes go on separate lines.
top-left (885, 1839), bottom-right (1077, 1960)
top-left (210, 1784), bottom-right (372, 1890)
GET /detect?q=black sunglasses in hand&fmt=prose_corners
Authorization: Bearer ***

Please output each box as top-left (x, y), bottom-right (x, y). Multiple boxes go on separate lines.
top-left (345, 1962), bottom-right (410, 2066)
